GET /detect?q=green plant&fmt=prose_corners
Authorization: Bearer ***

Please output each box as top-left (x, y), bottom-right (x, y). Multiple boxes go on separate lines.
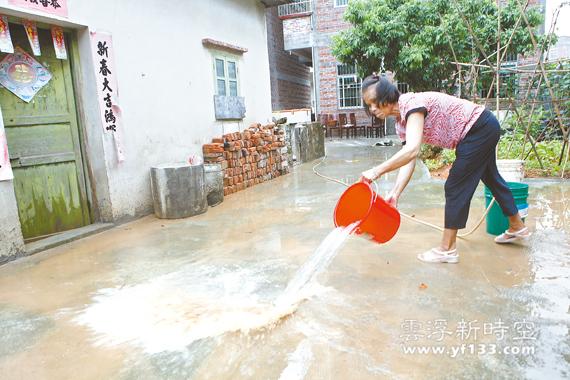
top-left (419, 144), bottom-right (443, 161)
top-left (441, 149), bottom-right (456, 165)
top-left (538, 62), bottom-right (570, 140)
top-left (419, 145), bottom-right (455, 171)
top-left (497, 135), bottom-right (564, 176)
top-left (502, 107), bottom-right (548, 139)
top-left (423, 158), bottom-right (442, 171)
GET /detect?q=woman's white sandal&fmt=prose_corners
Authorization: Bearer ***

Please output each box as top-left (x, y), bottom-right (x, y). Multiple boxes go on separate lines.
top-left (417, 248), bottom-right (459, 264)
top-left (494, 227), bottom-right (530, 244)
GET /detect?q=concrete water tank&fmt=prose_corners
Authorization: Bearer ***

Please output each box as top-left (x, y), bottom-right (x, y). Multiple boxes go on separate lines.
top-left (204, 163), bottom-right (224, 207)
top-left (150, 163), bottom-right (208, 219)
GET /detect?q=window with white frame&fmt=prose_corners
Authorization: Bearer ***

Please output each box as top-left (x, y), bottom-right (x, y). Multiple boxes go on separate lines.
top-left (214, 56), bottom-right (239, 96)
top-left (337, 63), bottom-right (362, 108)
top-left (335, 0), bottom-right (349, 7)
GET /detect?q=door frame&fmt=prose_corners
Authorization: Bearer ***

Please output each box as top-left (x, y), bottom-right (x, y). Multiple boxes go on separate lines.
top-left (67, 28), bottom-right (95, 224)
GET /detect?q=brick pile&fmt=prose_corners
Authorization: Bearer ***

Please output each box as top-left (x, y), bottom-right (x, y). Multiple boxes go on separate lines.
top-left (202, 123), bottom-right (290, 196)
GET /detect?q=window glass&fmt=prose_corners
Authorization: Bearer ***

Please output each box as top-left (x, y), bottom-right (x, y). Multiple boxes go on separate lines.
top-left (228, 61), bottom-right (237, 79)
top-left (216, 59), bottom-right (225, 78)
top-left (229, 81), bottom-right (238, 96)
top-left (337, 63), bottom-right (357, 76)
top-left (217, 79), bottom-right (226, 96)
top-left (337, 63), bottom-right (362, 108)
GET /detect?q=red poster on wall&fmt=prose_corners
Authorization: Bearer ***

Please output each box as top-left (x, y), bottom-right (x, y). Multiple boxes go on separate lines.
top-left (51, 26), bottom-right (66, 59)
top-left (0, 15), bottom-right (14, 54)
top-left (23, 19), bottom-right (40, 56)
top-left (9, 0), bottom-right (68, 18)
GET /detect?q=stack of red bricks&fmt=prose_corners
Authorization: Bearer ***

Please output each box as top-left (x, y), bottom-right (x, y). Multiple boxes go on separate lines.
top-left (202, 123), bottom-right (290, 196)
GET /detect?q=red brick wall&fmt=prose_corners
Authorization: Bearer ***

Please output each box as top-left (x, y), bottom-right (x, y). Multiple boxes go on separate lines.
top-left (315, 0), bottom-right (351, 34)
top-left (266, 7), bottom-right (312, 111)
top-left (314, 1), bottom-right (370, 128)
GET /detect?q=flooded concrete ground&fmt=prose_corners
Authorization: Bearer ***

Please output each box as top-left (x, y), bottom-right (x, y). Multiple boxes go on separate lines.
top-left (0, 139), bottom-right (568, 379)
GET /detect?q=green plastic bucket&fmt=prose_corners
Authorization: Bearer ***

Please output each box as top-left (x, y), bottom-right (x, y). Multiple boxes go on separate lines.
top-left (484, 182), bottom-right (529, 236)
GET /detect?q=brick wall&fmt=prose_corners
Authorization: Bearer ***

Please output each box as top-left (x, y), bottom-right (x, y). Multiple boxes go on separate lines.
top-left (266, 7), bottom-right (312, 111)
top-left (315, 0), bottom-right (351, 34)
top-left (313, 0), bottom-right (371, 128)
top-left (283, 17), bottom-right (312, 39)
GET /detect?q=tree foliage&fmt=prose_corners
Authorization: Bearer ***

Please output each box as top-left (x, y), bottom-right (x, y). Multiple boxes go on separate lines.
top-left (332, 0), bottom-right (546, 94)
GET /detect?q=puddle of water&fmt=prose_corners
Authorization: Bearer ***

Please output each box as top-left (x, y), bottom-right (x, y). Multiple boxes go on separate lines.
top-left (278, 339), bottom-right (313, 380)
top-left (520, 189), bottom-right (570, 378)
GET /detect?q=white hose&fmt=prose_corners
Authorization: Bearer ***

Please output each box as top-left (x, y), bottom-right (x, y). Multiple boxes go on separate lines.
top-left (312, 156), bottom-right (495, 239)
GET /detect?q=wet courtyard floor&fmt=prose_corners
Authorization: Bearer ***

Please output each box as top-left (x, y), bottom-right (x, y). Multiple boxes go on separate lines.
top-left (0, 139), bottom-right (568, 379)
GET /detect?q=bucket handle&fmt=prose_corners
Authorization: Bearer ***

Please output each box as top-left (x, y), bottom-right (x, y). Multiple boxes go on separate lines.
top-left (359, 177), bottom-right (380, 204)
top-left (371, 180), bottom-right (380, 203)
top-left (354, 179), bottom-right (381, 238)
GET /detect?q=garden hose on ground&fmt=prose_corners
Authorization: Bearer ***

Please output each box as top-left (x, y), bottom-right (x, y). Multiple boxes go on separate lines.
top-left (312, 156), bottom-right (495, 239)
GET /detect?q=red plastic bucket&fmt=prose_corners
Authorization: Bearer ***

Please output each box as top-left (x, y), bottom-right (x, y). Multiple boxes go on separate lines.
top-left (333, 182), bottom-right (401, 243)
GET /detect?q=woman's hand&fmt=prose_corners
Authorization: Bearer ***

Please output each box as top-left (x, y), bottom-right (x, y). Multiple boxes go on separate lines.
top-left (385, 190), bottom-right (399, 208)
top-left (360, 168), bottom-right (379, 183)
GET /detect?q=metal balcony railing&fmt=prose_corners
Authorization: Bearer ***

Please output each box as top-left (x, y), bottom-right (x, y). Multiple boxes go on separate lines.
top-left (278, 0), bottom-right (312, 17)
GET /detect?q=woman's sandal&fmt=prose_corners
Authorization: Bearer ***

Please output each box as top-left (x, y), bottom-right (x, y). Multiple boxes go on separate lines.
top-left (494, 227), bottom-right (530, 244)
top-left (417, 248), bottom-right (459, 264)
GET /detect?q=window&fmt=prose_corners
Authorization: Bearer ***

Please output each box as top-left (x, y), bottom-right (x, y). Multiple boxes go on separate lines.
top-left (334, 0), bottom-right (349, 7)
top-left (214, 56), bottom-right (239, 96)
top-left (505, 51), bottom-right (518, 64)
top-left (337, 63), bottom-right (362, 108)
top-left (397, 82), bottom-right (409, 94)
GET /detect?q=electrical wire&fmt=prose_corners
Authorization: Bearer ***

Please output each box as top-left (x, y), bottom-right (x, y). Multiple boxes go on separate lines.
top-left (312, 155), bottom-right (496, 238)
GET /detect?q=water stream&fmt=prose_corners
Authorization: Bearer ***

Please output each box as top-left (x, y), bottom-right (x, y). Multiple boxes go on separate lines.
top-left (275, 223), bottom-right (358, 310)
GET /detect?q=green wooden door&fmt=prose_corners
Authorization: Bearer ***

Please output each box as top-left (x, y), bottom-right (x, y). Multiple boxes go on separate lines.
top-left (1, 24), bottom-right (90, 241)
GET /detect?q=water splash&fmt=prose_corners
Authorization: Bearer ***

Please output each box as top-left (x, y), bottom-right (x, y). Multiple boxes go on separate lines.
top-left (73, 224), bottom-right (358, 353)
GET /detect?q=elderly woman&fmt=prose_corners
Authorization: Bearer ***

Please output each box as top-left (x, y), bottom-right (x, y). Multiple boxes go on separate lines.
top-left (359, 74), bottom-right (529, 264)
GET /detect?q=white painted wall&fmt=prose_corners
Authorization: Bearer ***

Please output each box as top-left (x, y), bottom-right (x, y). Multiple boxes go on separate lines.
top-left (545, 0), bottom-right (570, 60)
top-left (0, 0), bottom-right (273, 221)
top-left (0, 181), bottom-right (24, 262)
top-left (546, 0), bottom-right (570, 37)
